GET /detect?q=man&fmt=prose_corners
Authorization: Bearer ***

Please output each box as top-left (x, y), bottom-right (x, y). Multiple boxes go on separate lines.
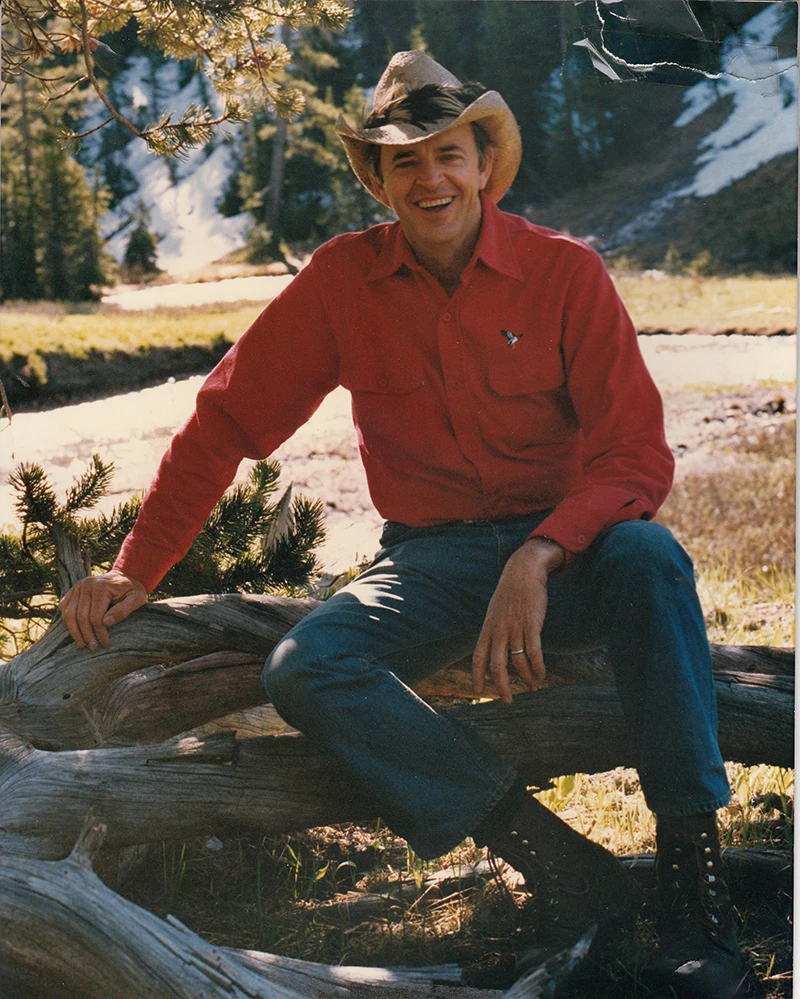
top-left (61, 51), bottom-right (751, 998)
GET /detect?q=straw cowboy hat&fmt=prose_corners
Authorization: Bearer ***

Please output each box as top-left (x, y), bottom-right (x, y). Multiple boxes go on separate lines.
top-left (335, 50), bottom-right (522, 209)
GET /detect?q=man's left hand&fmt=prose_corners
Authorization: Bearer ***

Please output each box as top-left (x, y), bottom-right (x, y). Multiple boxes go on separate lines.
top-left (472, 537), bottom-right (565, 704)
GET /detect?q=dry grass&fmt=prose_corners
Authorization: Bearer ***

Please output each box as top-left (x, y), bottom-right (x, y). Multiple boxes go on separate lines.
top-left (612, 274), bottom-right (796, 333)
top-left (657, 422), bottom-right (795, 578)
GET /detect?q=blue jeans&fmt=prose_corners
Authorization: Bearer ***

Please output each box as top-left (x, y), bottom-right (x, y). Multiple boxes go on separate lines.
top-left (263, 515), bottom-right (730, 859)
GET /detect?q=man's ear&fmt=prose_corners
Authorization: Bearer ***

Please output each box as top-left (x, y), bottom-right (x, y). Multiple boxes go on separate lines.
top-left (478, 145), bottom-right (495, 191)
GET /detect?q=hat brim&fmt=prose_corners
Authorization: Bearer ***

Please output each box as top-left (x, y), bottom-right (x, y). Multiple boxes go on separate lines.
top-left (335, 91), bottom-right (522, 209)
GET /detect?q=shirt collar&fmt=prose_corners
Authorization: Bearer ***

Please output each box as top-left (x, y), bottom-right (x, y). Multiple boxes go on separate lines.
top-left (366, 192), bottom-right (524, 284)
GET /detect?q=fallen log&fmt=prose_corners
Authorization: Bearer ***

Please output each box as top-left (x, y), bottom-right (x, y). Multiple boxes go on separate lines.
top-left (0, 820), bottom-right (491, 999)
top-left (0, 593), bottom-right (793, 750)
top-left (0, 593), bottom-right (792, 998)
top-left (0, 670), bottom-right (791, 859)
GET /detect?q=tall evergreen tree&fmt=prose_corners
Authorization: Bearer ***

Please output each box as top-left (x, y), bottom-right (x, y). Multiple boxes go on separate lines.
top-left (220, 23), bottom-right (391, 254)
top-left (1, 76), bottom-right (112, 300)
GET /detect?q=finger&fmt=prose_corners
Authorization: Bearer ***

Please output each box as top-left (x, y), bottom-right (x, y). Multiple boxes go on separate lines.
top-left (59, 589), bottom-right (85, 647)
top-left (523, 629), bottom-right (547, 683)
top-left (74, 591), bottom-right (100, 649)
top-left (472, 629), bottom-right (492, 695)
top-left (509, 646), bottom-right (539, 691)
top-left (102, 588), bottom-right (144, 627)
top-left (489, 654), bottom-right (514, 705)
top-left (89, 586), bottom-right (114, 648)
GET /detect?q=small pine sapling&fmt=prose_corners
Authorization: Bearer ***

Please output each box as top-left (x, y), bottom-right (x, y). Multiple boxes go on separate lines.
top-left (0, 455), bottom-right (326, 656)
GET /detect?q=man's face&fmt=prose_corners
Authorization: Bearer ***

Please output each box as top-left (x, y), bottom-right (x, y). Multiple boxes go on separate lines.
top-left (376, 124), bottom-right (494, 262)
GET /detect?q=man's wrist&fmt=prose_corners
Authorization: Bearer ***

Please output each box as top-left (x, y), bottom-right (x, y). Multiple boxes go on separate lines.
top-left (522, 536), bottom-right (567, 575)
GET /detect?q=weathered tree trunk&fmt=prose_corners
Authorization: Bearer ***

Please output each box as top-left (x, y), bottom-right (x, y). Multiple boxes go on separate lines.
top-left (0, 668), bottom-right (791, 859)
top-left (0, 593), bottom-right (793, 751)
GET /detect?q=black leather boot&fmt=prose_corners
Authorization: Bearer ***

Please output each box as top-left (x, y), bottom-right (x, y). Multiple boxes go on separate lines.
top-left (643, 813), bottom-right (755, 998)
top-left (480, 793), bottom-right (644, 952)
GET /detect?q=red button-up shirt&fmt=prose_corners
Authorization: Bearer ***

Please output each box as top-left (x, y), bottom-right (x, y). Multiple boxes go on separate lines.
top-left (115, 194), bottom-right (674, 593)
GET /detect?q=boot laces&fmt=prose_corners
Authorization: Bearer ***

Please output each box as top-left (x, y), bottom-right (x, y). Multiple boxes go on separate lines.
top-left (660, 831), bottom-right (729, 948)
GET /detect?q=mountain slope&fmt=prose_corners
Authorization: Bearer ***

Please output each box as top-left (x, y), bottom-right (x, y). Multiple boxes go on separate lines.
top-left (533, 5), bottom-right (798, 272)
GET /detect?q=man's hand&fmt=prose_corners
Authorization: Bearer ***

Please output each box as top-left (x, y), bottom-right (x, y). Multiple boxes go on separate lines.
top-left (472, 538), bottom-right (565, 704)
top-left (59, 570), bottom-right (148, 650)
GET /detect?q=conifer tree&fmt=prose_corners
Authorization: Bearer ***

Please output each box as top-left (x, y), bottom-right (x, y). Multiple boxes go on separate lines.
top-left (3, 1), bottom-right (352, 155)
top-left (1, 74), bottom-right (113, 300)
top-left (0, 454), bottom-right (325, 658)
top-left (122, 203), bottom-right (161, 281)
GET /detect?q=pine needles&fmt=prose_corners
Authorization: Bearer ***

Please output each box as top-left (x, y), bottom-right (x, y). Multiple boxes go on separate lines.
top-left (0, 453), bottom-right (325, 656)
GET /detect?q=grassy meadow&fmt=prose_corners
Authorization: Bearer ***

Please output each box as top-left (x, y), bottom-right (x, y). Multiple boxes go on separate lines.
top-left (0, 302), bottom-right (261, 360)
top-left (0, 273), bottom-right (795, 365)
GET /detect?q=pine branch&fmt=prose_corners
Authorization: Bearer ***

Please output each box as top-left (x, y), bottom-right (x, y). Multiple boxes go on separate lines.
top-left (9, 463), bottom-right (58, 526)
top-left (63, 455), bottom-right (114, 513)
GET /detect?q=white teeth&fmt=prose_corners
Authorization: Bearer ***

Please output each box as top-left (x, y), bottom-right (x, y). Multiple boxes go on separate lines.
top-left (417, 197), bottom-right (454, 209)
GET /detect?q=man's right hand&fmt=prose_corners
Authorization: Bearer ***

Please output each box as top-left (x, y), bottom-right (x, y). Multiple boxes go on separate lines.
top-left (59, 570), bottom-right (148, 650)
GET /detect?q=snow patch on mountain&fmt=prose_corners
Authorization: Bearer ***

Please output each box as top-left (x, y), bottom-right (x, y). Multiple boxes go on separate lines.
top-left (610, 6), bottom-right (796, 252)
top-left (101, 56), bottom-right (250, 276)
top-left (674, 5), bottom-right (797, 198)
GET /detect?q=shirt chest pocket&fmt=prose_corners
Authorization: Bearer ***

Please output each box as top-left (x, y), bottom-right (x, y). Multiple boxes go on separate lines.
top-left (486, 352), bottom-right (565, 396)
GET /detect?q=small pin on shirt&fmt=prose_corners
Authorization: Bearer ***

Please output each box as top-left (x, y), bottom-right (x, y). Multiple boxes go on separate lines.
top-left (501, 329), bottom-right (523, 346)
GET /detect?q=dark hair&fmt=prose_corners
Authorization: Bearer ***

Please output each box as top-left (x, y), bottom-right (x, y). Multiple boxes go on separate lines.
top-left (363, 81), bottom-right (493, 184)
top-left (365, 119), bottom-right (494, 184)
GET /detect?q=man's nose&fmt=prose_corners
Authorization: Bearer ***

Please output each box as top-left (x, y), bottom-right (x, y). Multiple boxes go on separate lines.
top-left (415, 159), bottom-right (444, 187)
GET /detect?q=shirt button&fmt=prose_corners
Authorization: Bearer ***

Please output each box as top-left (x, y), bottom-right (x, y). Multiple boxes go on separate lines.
top-left (577, 534), bottom-right (586, 544)
top-left (443, 313), bottom-right (451, 321)
top-left (379, 377), bottom-right (388, 388)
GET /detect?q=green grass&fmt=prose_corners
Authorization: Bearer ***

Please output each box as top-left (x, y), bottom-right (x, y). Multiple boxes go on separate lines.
top-left (1, 275), bottom-right (795, 368)
top-left (0, 303), bottom-right (263, 360)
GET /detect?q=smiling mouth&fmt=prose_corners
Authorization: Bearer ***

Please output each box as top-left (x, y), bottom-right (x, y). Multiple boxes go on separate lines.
top-left (416, 196), bottom-right (455, 210)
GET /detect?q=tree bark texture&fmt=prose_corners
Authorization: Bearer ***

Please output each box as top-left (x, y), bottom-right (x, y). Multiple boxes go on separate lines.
top-left (0, 668), bottom-right (792, 859)
top-left (0, 593), bottom-right (793, 751)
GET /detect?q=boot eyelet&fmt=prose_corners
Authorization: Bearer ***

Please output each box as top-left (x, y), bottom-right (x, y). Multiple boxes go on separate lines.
top-left (510, 830), bottom-right (519, 838)
top-left (529, 850), bottom-right (537, 857)
top-left (706, 861), bottom-right (713, 868)
top-left (700, 832), bottom-right (708, 840)
top-left (521, 839), bottom-right (529, 846)
top-left (671, 864), bottom-right (680, 870)
top-left (704, 847), bottom-right (712, 854)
